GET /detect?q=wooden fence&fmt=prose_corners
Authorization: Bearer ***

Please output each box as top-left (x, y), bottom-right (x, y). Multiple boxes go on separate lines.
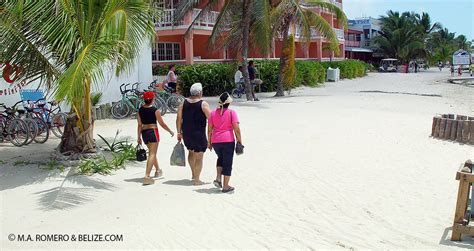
top-left (432, 114), bottom-right (474, 144)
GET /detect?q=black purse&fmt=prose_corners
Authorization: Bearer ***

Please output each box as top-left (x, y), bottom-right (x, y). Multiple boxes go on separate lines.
top-left (235, 142), bottom-right (244, 155)
top-left (136, 144), bottom-right (147, 162)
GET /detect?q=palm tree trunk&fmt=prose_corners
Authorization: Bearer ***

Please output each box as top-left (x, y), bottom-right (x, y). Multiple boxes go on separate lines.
top-left (241, 0), bottom-right (253, 101)
top-left (275, 18), bottom-right (291, 97)
top-left (58, 77), bottom-right (96, 155)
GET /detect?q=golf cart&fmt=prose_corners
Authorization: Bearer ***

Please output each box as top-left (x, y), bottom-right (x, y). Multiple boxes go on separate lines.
top-left (379, 58), bottom-right (399, 72)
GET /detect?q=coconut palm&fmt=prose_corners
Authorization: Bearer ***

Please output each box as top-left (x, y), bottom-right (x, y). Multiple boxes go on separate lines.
top-left (270, 0), bottom-right (347, 96)
top-left (0, 0), bottom-right (156, 154)
top-left (174, 0), bottom-right (272, 101)
top-left (374, 11), bottom-right (426, 63)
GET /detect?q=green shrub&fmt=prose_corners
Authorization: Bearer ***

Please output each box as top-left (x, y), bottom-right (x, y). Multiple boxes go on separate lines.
top-left (151, 59), bottom-right (367, 96)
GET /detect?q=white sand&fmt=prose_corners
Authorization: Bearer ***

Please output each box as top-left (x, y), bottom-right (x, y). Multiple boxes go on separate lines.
top-left (1, 69), bottom-right (473, 250)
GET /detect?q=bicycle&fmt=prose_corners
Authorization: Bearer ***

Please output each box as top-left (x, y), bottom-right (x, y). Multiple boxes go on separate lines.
top-left (231, 81), bottom-right (245, 99)
top-left (25, 98), bottom-right (66, 139)
top-left (8, 101), bottom-right (40, 145)
top-left (148, 80), bottom-right (185, 113)
top-left (0, 103), bottom-right (30, 146)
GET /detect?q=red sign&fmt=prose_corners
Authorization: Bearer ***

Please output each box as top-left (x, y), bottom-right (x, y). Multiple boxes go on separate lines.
top-left (0, 62), bottom-right (29, 96)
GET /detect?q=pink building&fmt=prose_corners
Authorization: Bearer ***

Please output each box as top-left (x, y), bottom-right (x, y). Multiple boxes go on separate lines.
top-left (153, 0), bottom-right (345, 66)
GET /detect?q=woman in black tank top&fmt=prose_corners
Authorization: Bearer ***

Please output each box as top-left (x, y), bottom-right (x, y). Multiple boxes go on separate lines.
top-left (137, 92), bottom-right (174, 185)
top-left (176, 83), bottom-right (211, 185)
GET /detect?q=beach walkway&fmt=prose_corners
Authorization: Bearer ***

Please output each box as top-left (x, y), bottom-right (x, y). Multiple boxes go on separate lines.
top-left (1, 69), bottom-right (473, 249)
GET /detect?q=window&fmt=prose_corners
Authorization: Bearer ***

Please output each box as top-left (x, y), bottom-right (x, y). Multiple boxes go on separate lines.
top-left (152, 42), bottom-right (181, 61)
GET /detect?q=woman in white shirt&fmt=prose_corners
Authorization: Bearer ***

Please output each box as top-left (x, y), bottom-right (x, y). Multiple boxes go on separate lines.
top-left (234, 66), bottom-right (243, 85)
top-left (166, 65), bottom-right (178, 93)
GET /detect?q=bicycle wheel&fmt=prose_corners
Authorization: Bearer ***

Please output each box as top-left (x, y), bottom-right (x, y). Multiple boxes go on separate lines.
top-left (231, 89), bottom-right (242, 99)
top-left (23, 118), bottom-right (38, 145)
top-left (51, 113), bottom-right (67, 138)
top-left (111, 101), bottom-right (130, 119)
top-left (33, 117), bottom-right (49, 143)
top-left (154, 97), bottom-right (167, 116)
top-left (6, 118), bottom-right (29, 146)
top-left (166, 94), bottom-right (184, 113)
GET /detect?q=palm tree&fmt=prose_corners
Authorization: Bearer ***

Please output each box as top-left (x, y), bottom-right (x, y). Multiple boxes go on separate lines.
top-left (174, 0), bottom-right (272, 101)
top-left (374, 11), bottom-right (426, 63)
top-left (1, 0), bottom-right (156, 154)
top-left (270, 0), bottom-right (347, 96)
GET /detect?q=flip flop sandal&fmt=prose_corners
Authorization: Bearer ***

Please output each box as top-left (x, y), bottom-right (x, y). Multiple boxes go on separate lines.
top-left (222, 187), bottom-right (235, 193)
top-left (143, 177), bottom-right (155, 185)
top-left (213, 180), bottom-right (222, 188)
top-left (154, 169), bottom-right (163, 178)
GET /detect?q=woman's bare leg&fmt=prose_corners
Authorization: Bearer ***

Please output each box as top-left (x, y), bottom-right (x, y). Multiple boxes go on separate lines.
top-left (223, 175), bottom-right (231, 189)
top-left (188, 151), bottom-right (196, 180)
top-left (144, 143), bottom-right (158, 184)
top-left (153, 144), bottom-right (162, 177)
top-left (193, 152), bottom-right (204, 185)
top-left (216, 166), bottom-right (222, 182)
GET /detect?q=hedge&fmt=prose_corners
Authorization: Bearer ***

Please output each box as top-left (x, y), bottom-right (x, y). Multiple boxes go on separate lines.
top-left (152, 59), bottom-right (367, 96)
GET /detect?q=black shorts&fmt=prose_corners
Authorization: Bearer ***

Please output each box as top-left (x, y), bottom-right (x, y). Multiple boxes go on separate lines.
top-left (141, 128), bottom-right (160, 144)
top-left (183, 133), bottom-right (207, 153)
top-left (167, 82), bottom-right (177, 93)
top-left (212, 142), bottom-right (235, 176)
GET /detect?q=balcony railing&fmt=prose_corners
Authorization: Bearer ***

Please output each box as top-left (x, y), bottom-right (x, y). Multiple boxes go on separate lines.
top-left (333, 28), bottom-right (344, 40)
top-left (345, 40), bottom-right (361, 47)
top-left (328, 0), bottom-right (343, 10)
top-left (294, 27), bottom-right (344, 40)
top-left (192, 9), bottom-right (219, 29)
top-left (155, 8), bottom-right (219, 30)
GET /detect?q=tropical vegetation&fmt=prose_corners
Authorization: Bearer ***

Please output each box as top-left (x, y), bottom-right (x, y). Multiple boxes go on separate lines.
top-left (152, 59), bottom-right (367, 96)
top-left (175, 0), bottom-right (346, 98)
top-left (0, 0), bottom-right (157, 154)
top-left (374, 10), bottom-right (472, 65)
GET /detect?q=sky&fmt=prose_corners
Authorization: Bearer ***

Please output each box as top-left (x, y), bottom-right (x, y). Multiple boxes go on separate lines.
top-left (344, 0), bottom-right (473, 40)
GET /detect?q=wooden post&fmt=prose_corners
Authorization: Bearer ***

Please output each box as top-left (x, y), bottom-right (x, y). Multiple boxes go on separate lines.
top-left (435, 117), bottom-right (441, 137)
top-left (462, 120), bottom-right (470, 143)
top-left (451, 120), bottom-right (458, 140)
top-left (439, 118), bottom-right (447, 138)
top-left (445, 119), bottom-right (453, 139)
top-left (448, 114), bottom-right (455, 119)
top-left (458, 115), bottom-right (467, 120)
top-left (442, 114), bottom-right (449, 118)
top-left (456, 119), bottom-right (464, 142)
top-left (432, 117), bottom-right (439, 137)
top-left (469, 121), bottom-right (474, 145)
top-left (451, 176), bottom-right (471, 241)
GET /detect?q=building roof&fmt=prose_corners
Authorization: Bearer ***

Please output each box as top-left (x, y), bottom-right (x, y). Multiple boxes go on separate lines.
top-left (347, 29), bottom-right (363, 34)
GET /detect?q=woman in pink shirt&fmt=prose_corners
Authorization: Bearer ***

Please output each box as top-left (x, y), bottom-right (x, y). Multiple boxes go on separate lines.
top-left (208, 93), bottom-right (242, 193)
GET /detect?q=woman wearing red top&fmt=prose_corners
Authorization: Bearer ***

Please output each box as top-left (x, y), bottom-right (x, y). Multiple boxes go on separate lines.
top-left (137, 92), bottom-right (174, 185)
top-left (207, 93), bottom-right (242, 193)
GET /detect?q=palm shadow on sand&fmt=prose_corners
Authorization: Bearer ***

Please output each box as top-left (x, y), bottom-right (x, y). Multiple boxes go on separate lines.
top-left (34, 171), bottom-right (116, 211)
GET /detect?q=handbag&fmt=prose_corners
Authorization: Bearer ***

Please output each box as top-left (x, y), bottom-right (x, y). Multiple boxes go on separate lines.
top-left (136, 144), bottom-right (147, 162)
top-left (170, 142), bottom-right (186, 166)
top-left (235, 142), bottom-right (244, 155)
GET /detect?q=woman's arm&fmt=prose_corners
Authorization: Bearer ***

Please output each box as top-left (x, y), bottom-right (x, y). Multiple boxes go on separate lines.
top-left (137, 115), bottom-right (143, 145)
top-left (201, 101), bottom-right (211, 118)
top-left (176, 104), bottom-right (183, 141)
top-left (207, 122), bottom-right (213, 151)
top-left (232, 123), bottom-right (242, 145)
top-left (156, 110), bottom-right (174, 137)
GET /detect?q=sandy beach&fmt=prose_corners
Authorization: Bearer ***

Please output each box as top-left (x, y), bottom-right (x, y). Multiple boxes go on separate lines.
top-left (1, 69), bottom-right (473, 249)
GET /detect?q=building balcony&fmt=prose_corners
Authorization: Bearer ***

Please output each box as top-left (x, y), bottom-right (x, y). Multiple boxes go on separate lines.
top-left (345, 40), bottom-right (361, 47)
top-left (294, 27), bottom-right (344, 41)
top-left (155, 8), bottom-right (219, 31)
